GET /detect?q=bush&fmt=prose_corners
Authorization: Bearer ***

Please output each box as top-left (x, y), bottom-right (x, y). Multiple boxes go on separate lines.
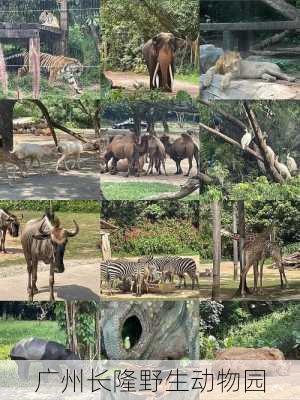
top-left (224, 304), bottom-right (300, 355)
top-left (0, 200), bottom-right (99, 213)
top-left (110, 218), bottom-right (200, 256)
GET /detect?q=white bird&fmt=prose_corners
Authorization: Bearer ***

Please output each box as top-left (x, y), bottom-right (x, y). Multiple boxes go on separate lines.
top-left (287, 153), bottom-right (298, 172)
top-left (274, 156), bottom-right (292, 179)
top-left (241, 129), bottom-right (252, 150)
top-left (264, 142), bottom-right (276, 167)
top-left (123, 336), bottom-right (131, 350)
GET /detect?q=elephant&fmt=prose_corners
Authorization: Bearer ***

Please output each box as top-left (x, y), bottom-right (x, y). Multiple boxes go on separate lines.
top-left (142, 32), bottom-right (185, 92)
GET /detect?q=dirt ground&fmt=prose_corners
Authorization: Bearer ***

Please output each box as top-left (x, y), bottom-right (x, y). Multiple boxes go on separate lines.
top-left (199, 261), bottom-right (300, 300)
top-left (101, 157), bottom-right (198, 186)
top-left (106, 71), bottom-right (199, 97)
top-left (0, 130), bottom-right (100, 200)
top-left (0, 259), bottom-right (99, 301)
top-left (101, 255), bottom-right (201, 300)
top-left (0, 223), bottom-right (100, 301)
top-left (101, 130), bottom-right (199, 186)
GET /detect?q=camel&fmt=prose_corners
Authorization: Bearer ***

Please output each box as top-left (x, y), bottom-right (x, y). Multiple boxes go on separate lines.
top-left (103, 134), bottom-right (148, 176)
top-left (160, 133), bottom-right (199, 176)
top-left (146, 135), bottom-right (167, 176)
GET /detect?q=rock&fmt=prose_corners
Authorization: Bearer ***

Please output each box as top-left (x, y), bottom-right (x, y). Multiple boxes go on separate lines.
top-left (216, 347), bottom-right (285, 360)
top-left (214, 347), bottom-right (288, 376)
top-left (200, 44), bottom-right (224, 74)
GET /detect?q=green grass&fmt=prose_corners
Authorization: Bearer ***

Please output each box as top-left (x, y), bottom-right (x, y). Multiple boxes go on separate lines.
top-left (0, 210), bottom-right (99, 268)
top-left (176, 72), bottom-right (199, 85)
top-left (102, 182), bottom-right (199, 201)
top-left (0, 320), bottom-right (66, 360)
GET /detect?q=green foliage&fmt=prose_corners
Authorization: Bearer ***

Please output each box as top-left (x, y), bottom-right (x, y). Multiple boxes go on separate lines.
top-left (110, 218), bottom-right (199, 256)
top-left (0, 200), bottom-right (99, 213)
top-left (225, 304), bottom-right (300, 355)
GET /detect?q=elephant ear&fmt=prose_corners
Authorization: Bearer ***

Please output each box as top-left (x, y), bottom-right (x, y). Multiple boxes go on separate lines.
top-left (175, 38), bottom-right (186, 50)
top-left (152, 34), bottom-right (160, 47)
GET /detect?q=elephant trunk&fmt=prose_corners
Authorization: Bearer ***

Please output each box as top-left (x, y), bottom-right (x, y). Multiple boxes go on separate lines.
top-left (157, 46), bottom-right (174, 92)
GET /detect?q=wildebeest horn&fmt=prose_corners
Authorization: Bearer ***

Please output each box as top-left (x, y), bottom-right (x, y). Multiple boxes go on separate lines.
top-left (65, 220), bottom-right (79, 237)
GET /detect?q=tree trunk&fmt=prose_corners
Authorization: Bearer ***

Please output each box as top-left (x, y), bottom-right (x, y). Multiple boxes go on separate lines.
top-left (237, 200), bottom-right (250, 295)
top-left (260, 0), bottom-right (300, 20)
top-left (212, 200), bottom-right (221, 299)
top-left (233, 203), bottom-right (239, 281)
top-left (0, 100), bottom-right (16, 150)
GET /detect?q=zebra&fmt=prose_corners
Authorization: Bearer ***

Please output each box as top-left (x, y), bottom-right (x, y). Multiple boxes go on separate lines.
top-left (139, 255), bottom-right (199, 289)
top-left (100, 259), bottom-right (157, 296)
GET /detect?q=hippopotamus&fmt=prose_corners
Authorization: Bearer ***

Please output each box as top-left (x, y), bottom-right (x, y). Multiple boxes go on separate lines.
top-left (10, 337), bottom-right (80, 379)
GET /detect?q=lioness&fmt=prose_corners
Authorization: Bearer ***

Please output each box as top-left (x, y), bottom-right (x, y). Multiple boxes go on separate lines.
top-left (203, 51), bottom-right (296, 91)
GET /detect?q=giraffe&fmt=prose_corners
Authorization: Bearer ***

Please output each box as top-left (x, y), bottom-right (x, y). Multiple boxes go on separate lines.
top-left (221, 228), bottom-right (288, 296)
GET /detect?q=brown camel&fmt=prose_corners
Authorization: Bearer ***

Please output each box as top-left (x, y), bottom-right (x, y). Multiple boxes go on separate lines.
top-left (103, 134), bottom-right (148, 176)
top-left (160, 133), bottom-right (199, 176)
top-left (146, 135), bottom-right (167, 175)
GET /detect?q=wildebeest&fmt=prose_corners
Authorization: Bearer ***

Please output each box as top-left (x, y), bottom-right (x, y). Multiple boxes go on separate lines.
top-left (21, 210), bottom-right (79, 301)
top-left (160, 133), bottom-right (199, 176)
top-left (0, 208), bottom-right (21, 253)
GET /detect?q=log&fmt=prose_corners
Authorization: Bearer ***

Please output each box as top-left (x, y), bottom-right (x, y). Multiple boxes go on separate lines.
top-left (251, 30), bottom-right (290, 50)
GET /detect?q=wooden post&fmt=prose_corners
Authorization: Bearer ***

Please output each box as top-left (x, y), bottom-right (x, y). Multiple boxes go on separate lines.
top-left (29, 37), bottom-right (40, 99)
top-left (223, 31), bottom-right (235, 51)
top-left (233, 203), bottom-right (239, 281)
top-left (59, 0), bottom-right (69, 55)
top-left (101, 231), bottom-right (111, 260)
top-left (212, 200), bottom-right (221, 299)
top-left (0, 44), bottom-right (8, 96)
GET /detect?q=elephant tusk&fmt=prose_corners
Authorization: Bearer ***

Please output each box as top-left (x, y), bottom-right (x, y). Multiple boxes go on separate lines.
top-left (169, 65), bottom-right (174, 91)
top-left (152, 62), bottom-right (160, 88)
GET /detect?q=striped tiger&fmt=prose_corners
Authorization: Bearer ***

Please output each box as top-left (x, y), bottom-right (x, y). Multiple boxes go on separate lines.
top-left (5, 52), bottom-right (83, 94)
top-left (39, 10), bottom-right (60, 29)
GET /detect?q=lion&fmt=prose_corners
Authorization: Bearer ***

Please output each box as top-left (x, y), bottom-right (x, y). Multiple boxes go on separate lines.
top-left (203, 51), bottom-right (296, 91)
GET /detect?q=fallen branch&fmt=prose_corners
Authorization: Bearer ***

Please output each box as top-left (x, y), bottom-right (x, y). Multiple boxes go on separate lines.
top-left (251, 30), bottom-right (290, 51)
top-left (242, 102), bottom-right (284, 183)
top-left (143, 174), bottom-right (202, 200)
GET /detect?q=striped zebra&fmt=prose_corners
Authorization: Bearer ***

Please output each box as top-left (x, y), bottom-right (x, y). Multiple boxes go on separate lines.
top-left (139, 255), bottom-right (199, 289)
top-left (5, 52), bottom-right (83, 94)
top-left (100, 259), bottom-right (157, 296)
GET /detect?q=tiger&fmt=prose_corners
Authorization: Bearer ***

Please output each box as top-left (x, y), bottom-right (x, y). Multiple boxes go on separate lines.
top-left (203, 50), bottom-right (296, 91)
top-left (39, 10), bottom-right (60, 29)
top-left (5, 52), bottom-right (83, 94)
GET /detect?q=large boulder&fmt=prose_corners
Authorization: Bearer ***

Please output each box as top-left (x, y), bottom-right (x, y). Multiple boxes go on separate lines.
top-left (214, 347), bottom-right (288, 376)
top-left (216, 346), bottom-right (285, 360)
top-left (200, 44), bottom-right (224, 74)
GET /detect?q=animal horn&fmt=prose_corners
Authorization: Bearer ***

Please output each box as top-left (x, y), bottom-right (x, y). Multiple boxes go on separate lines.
top-left (65, 220), bottom-right (79, 237)
top-left (152, 62), bottom-right (160, 88)
top-left (169, 65), bottom-right (174, 91)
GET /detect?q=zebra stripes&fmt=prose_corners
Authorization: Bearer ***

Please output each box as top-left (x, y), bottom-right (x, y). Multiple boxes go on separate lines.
top-left (139, 255), bottom-right (199, 289)
top-left (100, 259), bottom-right (155, 296)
